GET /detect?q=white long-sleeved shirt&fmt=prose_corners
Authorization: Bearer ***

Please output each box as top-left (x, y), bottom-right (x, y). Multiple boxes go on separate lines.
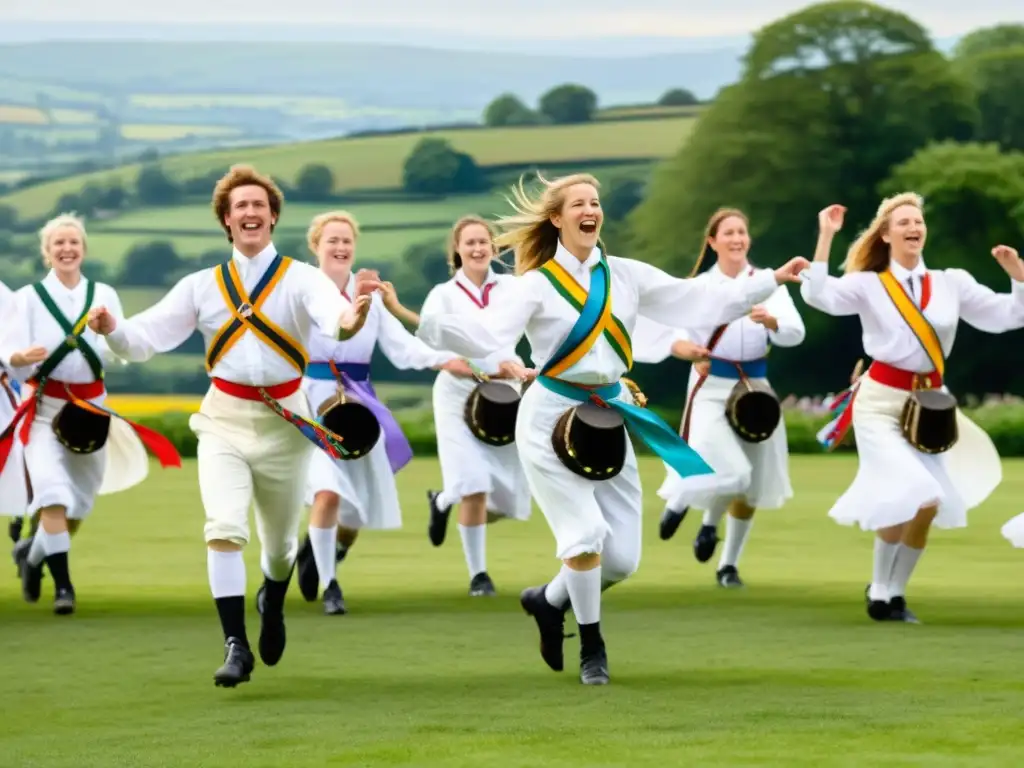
top-left (0, 270), bottom-right (126, 384)
top-left (632, 263), bottom-right (806, 364)
top-left (418, 266), bottom-right (525, 375)
top-left (416, 242), bottom-right (780, 386)
top-left (103, 243), bottom-right (353, 386)
top-left (308, 272), bottom-right (454, 370)
top-left (799, 259), bottom-right (1024, 372)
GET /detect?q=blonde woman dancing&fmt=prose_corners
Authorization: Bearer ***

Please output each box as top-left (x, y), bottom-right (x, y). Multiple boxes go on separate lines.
top-left (404, 173), bottom-right (808, 684)
top-left (801, 194), bottom-right (1024, 623)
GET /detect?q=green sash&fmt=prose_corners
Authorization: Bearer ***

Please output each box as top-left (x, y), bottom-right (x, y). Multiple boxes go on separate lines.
top-left (32, 280), bottom-right (103, 383)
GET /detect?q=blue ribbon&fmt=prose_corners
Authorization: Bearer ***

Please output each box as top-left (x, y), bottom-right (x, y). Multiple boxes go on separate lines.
top-left (305, 361), bottom-right (371, 381)
top-left (709, 358), bottom-right (768, 379)
top-left (537, 376), bottom-right (714, 480)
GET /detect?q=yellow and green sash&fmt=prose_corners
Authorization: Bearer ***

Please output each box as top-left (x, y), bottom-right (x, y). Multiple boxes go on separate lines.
top-left (538, 257), bottom-right (632, 375)
top-left (537, 254), bottom-right (714, 481)
top-left (878, 270), bottom-right (943, 376)
top-left (206, 254), bottom-right (309, 374)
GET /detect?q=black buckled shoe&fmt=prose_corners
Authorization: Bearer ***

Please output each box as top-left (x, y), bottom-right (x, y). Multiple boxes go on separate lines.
top-left (520, 585), bottom-right (573, 672)
top-left (659, 506), bottom-right (688, 541)
top-left (427, 490), bottom-right (452, 547)
top-left (296, 535), bottom-right (319, 602)
top-left (256, 584), bottom-right (287, 666)
top-left (213, 637), bottom-right (255, 688)
top-left (693, 524), bottom-right (719, 563)
top-left (716, 565), bottom-right (744, 589)
top-left (889, 596), bottom-right (921, 624)
top-left (323, 580), bottom-right (347, 615)
top-left (580, 645), bottom-right (610, 685)
top-left (469, 571), bottom-right (496, 596)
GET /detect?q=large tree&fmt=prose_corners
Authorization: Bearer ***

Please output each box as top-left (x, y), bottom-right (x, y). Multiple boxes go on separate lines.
top-left (954, 25), bottom-right (1024, 152)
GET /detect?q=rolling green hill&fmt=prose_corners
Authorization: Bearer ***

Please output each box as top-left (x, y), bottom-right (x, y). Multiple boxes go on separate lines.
top-left (0, 115), bottom-right (697, 220)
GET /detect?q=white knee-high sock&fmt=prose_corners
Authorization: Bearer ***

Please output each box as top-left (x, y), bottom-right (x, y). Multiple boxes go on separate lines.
top-left (718, 515), bottom-right (752, 569)
top-left (702, 498), bottom-right (729, 528)
top-left (458, 523), bottom-right (486, 577)
top-left (888, 544), bottom-right (924, 599)
top-left (27, 531), bottom-right (49, 566)
top-left (207, 550), bottom-right (246, 599)
top-left (870, 538), bottom-right (899, 601)
top-left (544, 565), bottom-right (570, 607)
top-left (564, 566), bottom-right (602, 626)
top-left (308, 525), bottom-right (338, 588)
top-left (39, 530), bottom-right (70, 556)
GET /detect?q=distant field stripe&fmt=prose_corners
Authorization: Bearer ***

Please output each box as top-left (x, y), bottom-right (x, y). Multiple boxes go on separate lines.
top-left (0, 104), bottom-right (47, 124)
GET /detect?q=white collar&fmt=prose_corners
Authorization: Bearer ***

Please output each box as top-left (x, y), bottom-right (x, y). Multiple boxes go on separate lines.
top-left (553, 240), bottom-right (601, 275)
top-left (708, 261), bottom-right (753, 281)
top-left (231, 242), bottom-right (278, 276)
top-left (454, 266), bottom-right (496, 293)
top-left (889, 257), bottom-right (927, 281)
top-left (42, 269), bottom-right (87, 297)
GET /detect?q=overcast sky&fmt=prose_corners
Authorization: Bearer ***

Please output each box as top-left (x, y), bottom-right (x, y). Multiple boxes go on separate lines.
top-left (4, 1), bottom-right (1018, 38)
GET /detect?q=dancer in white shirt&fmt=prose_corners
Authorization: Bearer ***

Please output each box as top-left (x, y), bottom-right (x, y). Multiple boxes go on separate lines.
top-left (0, 214), bottom-right (180, 615)
top-left (0, 279), bottom-right (30, 545)
top-left (416, 215), bottom-right (535, 597)
top-left (295, 210), bottom-right (458, 614)
top-left (410, 172), bottom-right (809, 684)
top-left (87, 165), bottom-right (374, 687)
top-left (634, 208), bottom-right (806, 588)
top-left (801, 194), bottom-right (1024, 623)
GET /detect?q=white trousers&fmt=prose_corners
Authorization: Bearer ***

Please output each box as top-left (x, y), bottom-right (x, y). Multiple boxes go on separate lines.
top-left (515, 382), bottom-right (641, 582)
top-left (190, 385), bottom-right (315, 579)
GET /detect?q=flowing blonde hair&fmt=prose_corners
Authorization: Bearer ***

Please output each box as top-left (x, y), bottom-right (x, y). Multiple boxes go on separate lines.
top-left (447, 215), bottom-right (497, 275)
top-left (493, 172), bottom-right (601, 274)
top-left (690, 207), bottom-right (748, 277)
top-left (39, 212), bottom-right (87, 268)
top-left (307, 210), bottom-right (360, 256)
top-left (843, 192), bottom-right (924, 274)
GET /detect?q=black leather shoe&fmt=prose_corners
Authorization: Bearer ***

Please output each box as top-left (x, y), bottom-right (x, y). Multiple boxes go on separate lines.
top-left (15, 540), bottom-right (43, 604)
top-left (469, 571), bottom-right (496, 596)
top-left (323, 580), bottom-right (347, 615)
top-left (53, 585), bottom-right (76, 615)
top-left (214, 637), bottom-right (255, 688)
top-left (693, 524), bottom-right (719, 563)
top-left (296, 535), bottom-right (319, 602)
top-left (427, 490), bottom-right (452, 547)
top-left (659, 507), bottom-right (688, 541)
top-left (256, 584), bottom-right (287, 666)
top-left (8, 516), bottom-right (23, 545)
top-left (716, 565), bottom-right (744, 588)
top-left (580, 646), bottom-right (610, 685)
top-left (889, 596), bottom-right (921, 624)
top-left (520, 585), bottom-right (573, 672)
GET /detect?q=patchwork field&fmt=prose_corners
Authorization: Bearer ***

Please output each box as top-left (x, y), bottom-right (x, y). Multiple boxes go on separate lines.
top-left (0, 115), bottom-right (697, 220)
top-left (2, 455), bottom-right (1023, 766)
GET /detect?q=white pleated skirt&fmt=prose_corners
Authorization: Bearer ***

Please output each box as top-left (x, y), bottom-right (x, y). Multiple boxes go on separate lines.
top-left (432, 371), bottom-right (531, 520)
top-left (828, 375), bottom-right (1001, 531)
top-left (658, 373), bottom-right (792, 512)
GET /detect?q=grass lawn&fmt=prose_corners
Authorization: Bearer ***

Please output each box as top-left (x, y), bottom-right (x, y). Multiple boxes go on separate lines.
top-left (2, 455), bottom-right (1022, 766)
top-left (1, 115), bottom-right (696, 219)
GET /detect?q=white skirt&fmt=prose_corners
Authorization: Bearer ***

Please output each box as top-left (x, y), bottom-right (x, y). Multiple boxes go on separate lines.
top-left (658, 373), bottom-right (792, 511)
top-left (432, 370), bottom-right (531, 520)
top-left (828, 375), bottom-right (1001, 530)
top-left (1001, 514), bottom-right (1024, 548)
top-left (0, 393), bottom-right (150, 520)
top-left (0, 382), bottom-right (28, 517)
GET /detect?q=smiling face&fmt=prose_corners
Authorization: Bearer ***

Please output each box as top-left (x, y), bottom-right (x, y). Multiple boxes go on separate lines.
top-left (551, 182), bottom-right (602, 255)
top-left (456, 222), bottom-right (494, 279)
top-left (883, 203), bottom-right (926, 259)
top-left (708, 214), bottom-right (751, 269)
top-left (223, 184), bottom-right (276, 255)
top-left (45, 224), bottom-right (85, 280)
top-left (315, 220), bottom-right (356, 284)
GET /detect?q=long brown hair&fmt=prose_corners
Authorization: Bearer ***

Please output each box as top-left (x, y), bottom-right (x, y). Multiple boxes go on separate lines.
top-left (493, 172), bottom-right (600, 274)
top-left (690, 207), bottom-right (749, 277)
top-left (844, 192), bottom-right (923, 274)
top-left (447, 215), bottom-right (497, 275)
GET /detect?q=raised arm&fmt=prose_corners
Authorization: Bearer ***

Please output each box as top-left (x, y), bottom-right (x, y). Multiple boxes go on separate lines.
top-left (416, 277), bottom-right (540, 359)
top-left (630, 257), bottom-right (806, 328)
top-left (98, 275), bottom-right (199, 362)
top-left (762, 283), bottom-right (806, 347)
top-left (798, 205), bottom-right (865, 317)
top-left (375, 295), bottom-right (457, 370)
top-left (947, 247), bottom-right (1024, 333)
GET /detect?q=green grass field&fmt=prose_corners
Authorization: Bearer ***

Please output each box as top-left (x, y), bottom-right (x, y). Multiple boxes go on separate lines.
top-left (1, 115), bottom-right (696, 220)
top-left (2, 455), bottom-right (1023, 766)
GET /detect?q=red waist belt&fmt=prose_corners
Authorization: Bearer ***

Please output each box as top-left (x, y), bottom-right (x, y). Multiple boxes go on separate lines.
top-left (0, 377), bottom-right (180, 471)
top-left (212, 377), bottom-right (302, 401)
top-left (867, 361), bottom-right (942, 391)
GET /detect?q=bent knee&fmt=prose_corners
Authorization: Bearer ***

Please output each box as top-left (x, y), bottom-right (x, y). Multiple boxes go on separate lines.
top-left (601, 549), bottom-right (640, 583)
top-left (205, 521), bottom-right (248, 548)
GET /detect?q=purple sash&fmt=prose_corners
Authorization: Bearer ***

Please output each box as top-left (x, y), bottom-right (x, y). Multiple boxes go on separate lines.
top-left (338, 372), bottom-right (413, 473)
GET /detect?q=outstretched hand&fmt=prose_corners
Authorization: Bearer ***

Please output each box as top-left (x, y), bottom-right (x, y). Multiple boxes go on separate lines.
top-left (774, 256), bottom-right (811, 285)
top-left (992, 245), bottom-right (1024, 282)
top-left (87, 306), bottom-right (117, 334)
